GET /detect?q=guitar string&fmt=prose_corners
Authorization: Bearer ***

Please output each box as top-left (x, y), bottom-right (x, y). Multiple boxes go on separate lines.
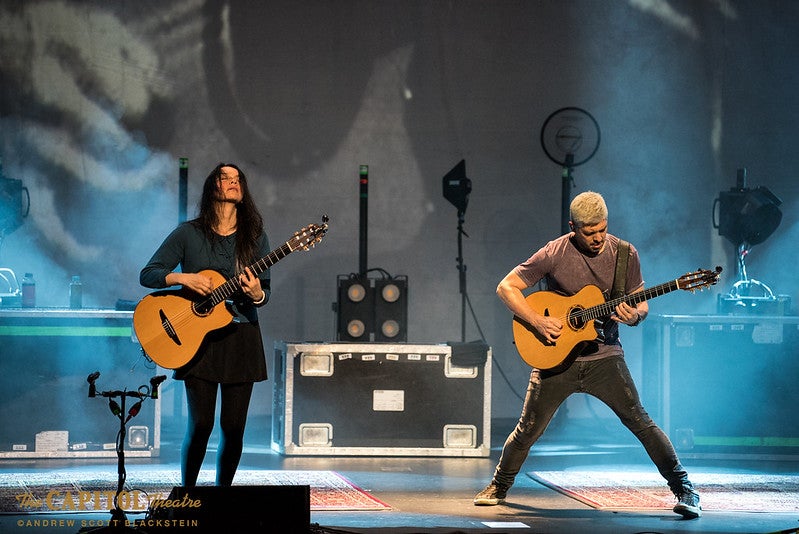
top-left (144, 227), bottom-right (325, 349)
top-left (154, 243), bottom-right (295, 337)
top-left (544, 275), bottom-right (714, 325)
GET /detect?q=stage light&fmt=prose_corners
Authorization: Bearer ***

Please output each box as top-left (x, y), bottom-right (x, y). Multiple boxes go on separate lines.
top-left (346, 319), bottom-right (366, 339)
top-left (380, 320), bottom-right (400, 339)
top-left (128, 426), bottom-right (149, 449)
top-left (442, 159), bottom-right (471, 216)
top-left (336, 274), bottom-right (408, 342)
top-left (0, 177), bottom-right (29, 236)
top-left (347, 282), bottom-right (367, 302)
top-left (381, 282), bottom-right (400, 303)
top-left (713, 168), bottom-right (784, 311)
top-left (714, 169), bottom-right (782, 247)
top-left (337, 275), bottom-right (374, 341)
top-left (375, 276), bottom-right (408, 342)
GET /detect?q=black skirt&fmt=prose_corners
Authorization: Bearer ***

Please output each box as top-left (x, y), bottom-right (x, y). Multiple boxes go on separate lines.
top-left (173, 321), bottom-right (267, 383)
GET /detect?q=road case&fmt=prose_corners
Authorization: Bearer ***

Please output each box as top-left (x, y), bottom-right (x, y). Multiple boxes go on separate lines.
top-left (272, 341), bottom-right (491, 456)
top-left (0, 309), bottom-right (160, 458)
top-left (642, 314), bottom-right (799, 456)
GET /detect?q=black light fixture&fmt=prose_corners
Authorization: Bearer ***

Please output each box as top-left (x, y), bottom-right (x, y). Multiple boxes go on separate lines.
top-left (442, 159), bottom-right (471, 216)
top-left (336, 273), bottom-right (408, 342)
top-left (714, 169), bottom-right (782, 247)
top-left (336, 275), bottom-right (375, 341)
top-left (374, 275), bottom-right (408, 342)
top-left (713, 168), bottom-right (783, 306)
top-left (442, 160), bottom-right (472, 341)
top-left (335, 166), bottom-right (410, 342)
top-left (0, 173), bottom-right (30, 295)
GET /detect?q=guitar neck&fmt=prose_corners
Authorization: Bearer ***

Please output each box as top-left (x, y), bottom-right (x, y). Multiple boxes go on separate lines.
top-left (208, 240), bottom-right (295, 305)
top-left (582, 279), bottom-right (680, 321)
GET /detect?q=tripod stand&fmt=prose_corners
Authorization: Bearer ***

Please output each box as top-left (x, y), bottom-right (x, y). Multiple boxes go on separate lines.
top-left (452, 209), bottom-right (487, 343)
top-left (80, 372), bottom-right (165, 533)
top-left (442, 159), bottom-right (483, 342)
top-left (455, 211), bottom-right (468, 342)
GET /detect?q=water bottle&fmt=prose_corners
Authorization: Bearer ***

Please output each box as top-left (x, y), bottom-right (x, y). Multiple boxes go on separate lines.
top-left (69, 275), bottom-right (83, 309)
top-left (21, 272), bottom-right (35, 308)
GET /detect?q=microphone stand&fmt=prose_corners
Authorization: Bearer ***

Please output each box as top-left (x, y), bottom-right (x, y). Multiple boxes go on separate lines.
top-left (80, 374), bottom-right (165, 533)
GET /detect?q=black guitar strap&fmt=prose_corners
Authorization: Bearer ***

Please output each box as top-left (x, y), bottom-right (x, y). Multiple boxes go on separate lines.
top-left (611, 239), bottom-right (630, 300)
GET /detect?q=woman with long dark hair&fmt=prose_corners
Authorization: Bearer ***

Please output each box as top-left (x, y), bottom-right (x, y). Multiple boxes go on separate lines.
top-left (140, 162), bottom-right (270, 486)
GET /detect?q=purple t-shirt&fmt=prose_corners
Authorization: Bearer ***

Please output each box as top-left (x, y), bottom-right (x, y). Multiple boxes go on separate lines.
top-left (514, 233), bottom-right (644, 360)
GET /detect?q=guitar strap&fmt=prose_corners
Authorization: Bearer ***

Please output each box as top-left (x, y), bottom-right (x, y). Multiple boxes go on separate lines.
top-left (611, 239), bottom-right (630, 300)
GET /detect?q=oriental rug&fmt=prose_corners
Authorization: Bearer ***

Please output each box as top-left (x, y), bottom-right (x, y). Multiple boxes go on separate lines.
top-left (529, 470), bottom-right (799, 513)
top-left (0, 469), bottom-right (390, 514)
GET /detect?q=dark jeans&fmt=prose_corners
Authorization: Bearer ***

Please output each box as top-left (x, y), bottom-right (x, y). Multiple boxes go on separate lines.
top-left (182, 377), bottom-right (254, 487)
top-left (492, 355), bottom-right (692, 495)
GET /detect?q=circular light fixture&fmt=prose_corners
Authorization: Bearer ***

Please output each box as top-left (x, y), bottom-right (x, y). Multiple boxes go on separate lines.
top-left (381, 283), bottom-right (400, 303)
top-left (346, 319), bottom-right (366, 338)
top-left (380, 320), bottom-right (400, 338)
top-left (347, 283), bottom-right (367, 303)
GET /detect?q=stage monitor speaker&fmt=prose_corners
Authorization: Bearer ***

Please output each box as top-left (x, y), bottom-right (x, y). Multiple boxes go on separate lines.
top-left (147, 485), bottom-right (310, 533)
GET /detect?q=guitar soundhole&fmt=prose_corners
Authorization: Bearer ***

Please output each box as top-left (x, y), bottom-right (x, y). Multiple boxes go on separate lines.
top-left (567, 307), bottom-right (586, 330)
top-left (193, 301), bottom-right (214, 317)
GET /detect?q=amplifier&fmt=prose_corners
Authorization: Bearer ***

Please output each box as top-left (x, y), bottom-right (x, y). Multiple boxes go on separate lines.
top-left (642, 314), bottom-right (799, 456)
top-left (271, 341), bottom-right (491, 456)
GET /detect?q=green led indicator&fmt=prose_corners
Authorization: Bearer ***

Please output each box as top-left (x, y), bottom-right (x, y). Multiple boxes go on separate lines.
top-left (359, 165), bottom-right (368, 175)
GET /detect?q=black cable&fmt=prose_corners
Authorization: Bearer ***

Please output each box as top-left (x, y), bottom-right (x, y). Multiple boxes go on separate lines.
top-left (463, 291), bottom-right (527, 403)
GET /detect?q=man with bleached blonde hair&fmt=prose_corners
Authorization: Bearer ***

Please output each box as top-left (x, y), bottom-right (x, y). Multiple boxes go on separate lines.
top-left (474, 191), bottom-right (701, 519)
top-left (570, 189), bottom-right (608, 226)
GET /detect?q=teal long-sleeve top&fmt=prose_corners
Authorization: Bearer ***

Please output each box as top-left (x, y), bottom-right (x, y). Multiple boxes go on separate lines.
top-left (139, 221), bottom-right (271, 324)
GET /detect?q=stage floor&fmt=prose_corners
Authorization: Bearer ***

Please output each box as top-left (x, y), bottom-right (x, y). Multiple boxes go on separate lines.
top-left (1, 418), bottom-right (798, 534)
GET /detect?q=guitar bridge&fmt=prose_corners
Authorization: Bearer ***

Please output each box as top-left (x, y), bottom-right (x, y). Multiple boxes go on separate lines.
top-left (159, 308), bottom-right (182, 346)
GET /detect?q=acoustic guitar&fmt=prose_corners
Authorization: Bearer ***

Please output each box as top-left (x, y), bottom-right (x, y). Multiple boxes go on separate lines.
top-left (512, 266), bottom-right (722, 369)
top-left (133, 217), bottom-right (328, 369)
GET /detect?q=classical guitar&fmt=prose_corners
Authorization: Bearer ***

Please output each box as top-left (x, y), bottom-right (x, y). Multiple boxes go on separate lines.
top-left (133, 217), bottom-right (329, 369)
top-left (512, 266), bottom-right (722, 370)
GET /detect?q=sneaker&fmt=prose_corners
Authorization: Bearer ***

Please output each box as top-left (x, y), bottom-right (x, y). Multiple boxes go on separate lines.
top-left (473, 482), bottom-right (508, 506)
top-left (673, 489), bottom-right (702, 519)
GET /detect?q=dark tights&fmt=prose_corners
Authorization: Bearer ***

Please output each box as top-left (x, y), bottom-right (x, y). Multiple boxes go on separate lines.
top-left (182, 377), bottom-right (254, 487)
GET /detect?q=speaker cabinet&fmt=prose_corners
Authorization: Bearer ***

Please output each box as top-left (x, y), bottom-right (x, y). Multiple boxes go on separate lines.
top-left (642, 314), bottom-right (799, 455)
top-left (147, 485), bottom-right (310, 533)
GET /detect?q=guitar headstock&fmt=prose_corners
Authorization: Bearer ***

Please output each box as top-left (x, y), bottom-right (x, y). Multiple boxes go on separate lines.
top-left (289, 215), bottom-right (329, 251)
top-left (677, 266), bottom-right (723, 292)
